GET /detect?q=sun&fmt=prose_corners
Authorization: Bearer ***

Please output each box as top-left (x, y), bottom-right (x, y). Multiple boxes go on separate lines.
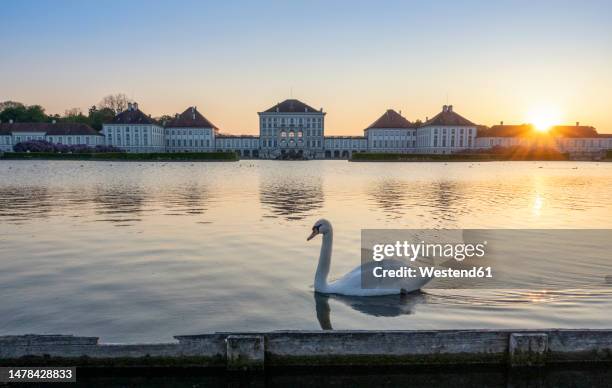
top-left (527, 105), bottom-right (562, 132)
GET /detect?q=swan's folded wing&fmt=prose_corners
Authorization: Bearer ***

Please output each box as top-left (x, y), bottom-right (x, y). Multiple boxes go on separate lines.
top-left (330, 259), bottom-right (430, 294)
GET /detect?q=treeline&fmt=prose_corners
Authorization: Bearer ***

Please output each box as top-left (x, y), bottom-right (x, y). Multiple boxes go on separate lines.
top-left (0, 94), bottom-right (138, 131)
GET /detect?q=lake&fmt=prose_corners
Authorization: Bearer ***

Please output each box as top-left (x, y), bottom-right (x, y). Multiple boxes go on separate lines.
top-left (1, 160), bottom-right (611, 343)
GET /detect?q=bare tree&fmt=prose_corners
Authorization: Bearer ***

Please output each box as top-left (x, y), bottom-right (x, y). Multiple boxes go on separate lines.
top-left (98, 93), bottom-right (132, 114)
top-left (64, 107), bottom-right (83, 117)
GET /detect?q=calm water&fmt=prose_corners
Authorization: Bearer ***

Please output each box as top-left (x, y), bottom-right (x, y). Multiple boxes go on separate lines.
top-left (1, 160), bottom-right (611, 343)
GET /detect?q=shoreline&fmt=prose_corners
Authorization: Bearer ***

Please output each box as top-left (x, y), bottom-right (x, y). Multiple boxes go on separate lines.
top-left (2, 329), bottom-right (611, 370)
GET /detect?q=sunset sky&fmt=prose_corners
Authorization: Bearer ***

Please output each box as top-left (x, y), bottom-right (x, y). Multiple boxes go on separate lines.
top-left (1, 0), bottom-right (611, 135)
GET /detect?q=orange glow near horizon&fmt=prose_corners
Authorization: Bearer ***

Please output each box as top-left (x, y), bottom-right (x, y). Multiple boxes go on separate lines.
top-left (526, 104), bottom-right (562, 132)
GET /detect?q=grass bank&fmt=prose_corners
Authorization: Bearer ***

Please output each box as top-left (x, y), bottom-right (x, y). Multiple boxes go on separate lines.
top-left (350, 152), bottom-right (569, 162)
top-left (0, 152), bottom-right (239, 161)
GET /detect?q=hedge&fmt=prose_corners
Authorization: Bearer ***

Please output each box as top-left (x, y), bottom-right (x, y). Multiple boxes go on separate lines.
top-left (351, 153), bottom-right (501, 161)
top-left (1, 152), bottom-right (239, 161)
top-left (351, 152), bottom-right (568, 162)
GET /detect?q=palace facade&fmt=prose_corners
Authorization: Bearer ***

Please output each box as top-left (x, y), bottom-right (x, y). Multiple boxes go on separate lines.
top-left (0, 121), bottom-right (104, 152)
top-left (98, 100), bottom-right (480, 158)
top-left (2, 98), bottom-right (611, 157)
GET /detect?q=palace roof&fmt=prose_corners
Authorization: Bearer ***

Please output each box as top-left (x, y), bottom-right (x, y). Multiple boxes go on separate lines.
top-left (365, 109), bottom-right (415, 130)
top-left (166, 107), bottom-right (218, 129)
top-left (421, 105), bottom-right (475, 127)
top-left (0, 122), bottom-right (102, 136)
top-left (262, 99), bottom-right (322, 114)
top-left (479, 124), bottom-right (601, 138)
top-left (109, 103), bottom-right (156, 125)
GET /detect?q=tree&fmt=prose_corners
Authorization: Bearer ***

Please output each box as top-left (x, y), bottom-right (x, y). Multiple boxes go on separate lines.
top-left (88, 106), bottom-right (116, 131)
top-left (61, 107), bottom-right (89, 125)
top-left (64, 107), bottom-right (83, 117)
top-left (98, 93), bottom-right (132, 114)
top-left (0, 101), bottom-right (24, 113)
top-left (156, 114), bottom-right (174, 125)
top-left (0, 104), bottom-right (48, 123)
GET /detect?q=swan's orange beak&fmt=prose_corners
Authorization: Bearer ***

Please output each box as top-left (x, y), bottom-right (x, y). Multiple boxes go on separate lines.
top-left (307, 230), bottom-right (318, 241)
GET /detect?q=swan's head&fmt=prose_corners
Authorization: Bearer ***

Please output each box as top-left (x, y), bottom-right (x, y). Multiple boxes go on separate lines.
top-left (307, 219), bottom-right (332, 241)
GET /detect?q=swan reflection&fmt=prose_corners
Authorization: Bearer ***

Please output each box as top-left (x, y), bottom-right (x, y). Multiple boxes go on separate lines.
top-left (314, 291), bottom-right (428, 330)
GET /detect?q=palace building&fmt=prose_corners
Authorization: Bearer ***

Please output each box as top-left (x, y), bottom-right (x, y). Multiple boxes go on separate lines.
top-left (416, 105), bottom-right (477, 154)
top-left (0, 120), bottom-right (104, 152)
top-left (364, 109), bottom-right (417, 153)
top-left (258, 99), bottom-right (325, 159)
top-left (102, 102), bottom-right (165, 153)
top-left (4, 98), bottom-right (611, 158)
top-left (165, 106), bottom-right (217, 152)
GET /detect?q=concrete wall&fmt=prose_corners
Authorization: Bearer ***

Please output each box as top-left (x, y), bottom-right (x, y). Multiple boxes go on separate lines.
top-left (2, 329), bottom-right (612, 370)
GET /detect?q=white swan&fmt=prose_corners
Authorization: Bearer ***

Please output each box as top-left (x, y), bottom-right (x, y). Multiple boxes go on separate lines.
top-left (307, 219), bottom-right (431, 296)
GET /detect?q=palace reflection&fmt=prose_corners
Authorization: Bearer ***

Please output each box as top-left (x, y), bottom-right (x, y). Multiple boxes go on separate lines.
top-left (0, 186), bottom-right (55, 222)
top-left (159, 183), bottom-right (210, 216)
top-left (93, 184), bottom-right (149, 224)
top-left (367, 179), bottom-right (410, 218)
top-left (259, 176), bottom-right (323, 220)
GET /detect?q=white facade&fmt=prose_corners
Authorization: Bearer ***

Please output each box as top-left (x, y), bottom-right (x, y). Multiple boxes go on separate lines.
top-left (416, 106), bottom-right (477, 154)
top-left (103, 123), bottom-right (165, 153)
top-left (417, 126), bottom-right (477, 153)
top-left (258, 99), bottom-right (325, 159)
top-left (476, 136), bottom-right (612, 153)
top-left (366, 128), bottom-right (417, 153)
top-left (324, 137), bottom-right (368, 158)
top-left (102, 103), bottom-right (165, 153)
top-left (215, 136), bottom-right (260, 157)
top-left (165, 127), bottom-right (215, 152)
top-left (0, 121), bottom-right (104, 152)
top-left (164, 106), bottom-right (217, 152)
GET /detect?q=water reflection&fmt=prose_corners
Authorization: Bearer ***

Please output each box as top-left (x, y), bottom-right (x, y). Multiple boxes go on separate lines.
top-left (93, 185), bottom-right (148, 224)
top-left (259, 176), bottom-right (323, 220)
top-left (0, 186), bottom-right (54, 222)
top-left (367, 179), bottom-right (409, 218)
top-left (314, 292), bottom-right (428, 330)
top-left (160, 183), bottom-right (210, 216)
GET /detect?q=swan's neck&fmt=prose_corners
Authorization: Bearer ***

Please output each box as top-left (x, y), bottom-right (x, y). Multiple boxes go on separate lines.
top-left (315, 230), bottom-right (333, 292)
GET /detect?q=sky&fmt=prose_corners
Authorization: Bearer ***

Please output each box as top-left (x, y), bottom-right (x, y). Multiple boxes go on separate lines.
top-left (1, 0), bottom-right (611, 135)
